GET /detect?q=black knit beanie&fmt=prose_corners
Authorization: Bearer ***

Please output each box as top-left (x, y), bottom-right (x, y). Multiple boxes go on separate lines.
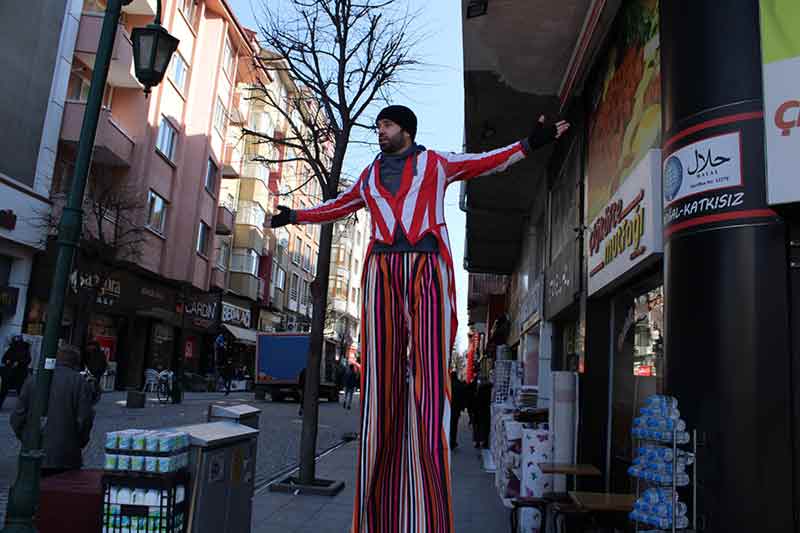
top-left (376, 105), bottom-right (418, 140)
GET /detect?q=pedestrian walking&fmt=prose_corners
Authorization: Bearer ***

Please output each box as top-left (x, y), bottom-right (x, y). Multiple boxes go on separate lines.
top-left (10, 344), bottom-right (95, 477)
top-left (343, 363), bottom-right (358, 410)
top-left (297, 367), bottom-right (306, 417)
top-left (449, 369), bottom-right (466, 450)
top-left (221, 357), bottom-right (234, 396)
top-left (0, 335), bottom-right (31, 411)
top-left (83, 339), bottom-right (107, 403)
top-left (270, 104), bottom-right (568, 532)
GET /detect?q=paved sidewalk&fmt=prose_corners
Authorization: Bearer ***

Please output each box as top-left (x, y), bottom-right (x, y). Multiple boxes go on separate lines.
top-left (252, 437), bottom-right (508, 532)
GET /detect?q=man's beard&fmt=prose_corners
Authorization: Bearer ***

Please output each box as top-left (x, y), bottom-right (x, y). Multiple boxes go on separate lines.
top-left (380, 130), bottom-right (408, 154)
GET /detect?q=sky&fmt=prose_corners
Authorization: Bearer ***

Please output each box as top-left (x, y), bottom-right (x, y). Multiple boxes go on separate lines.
top-left (227, 0), bottom-right (471, 352)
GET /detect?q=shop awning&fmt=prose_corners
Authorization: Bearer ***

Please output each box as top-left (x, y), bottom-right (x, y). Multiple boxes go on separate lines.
top-left (461, 0), bottom-right (619, 273)
top-left (223, 324), bottom-right (257, 346)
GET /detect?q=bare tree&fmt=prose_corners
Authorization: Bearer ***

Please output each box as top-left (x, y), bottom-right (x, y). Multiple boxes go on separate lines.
top-left (246, 0), bottom-right (421, 484)
top-left (39, 166), bottom-right (148, 352)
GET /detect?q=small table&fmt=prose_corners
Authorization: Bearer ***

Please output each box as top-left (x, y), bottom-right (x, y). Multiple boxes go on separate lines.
top-left (569, 491), bottom-right (635, 512)
top-left (539, 463), bottom-right (602, 477)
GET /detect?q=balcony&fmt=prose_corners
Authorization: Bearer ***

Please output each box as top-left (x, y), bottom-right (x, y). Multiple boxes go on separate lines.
top-left (238, 178), bottom-right (270, 213)
top-left (122, 0), bottom-right (157, 15)
top-left (223, 142), bottom-right (243, 177)
top-left (233, 225), bottom-right (264, 252)
top-left (211, 267), bottom-right (227, 290)
top-left (75, 13), bottom-right (140, 89)
top-left (216, 205), bottom-right (234, 236)
top-left (230, 272), bottom-right (260, 301)
top-left (60, 101), bottom-right (134, 166)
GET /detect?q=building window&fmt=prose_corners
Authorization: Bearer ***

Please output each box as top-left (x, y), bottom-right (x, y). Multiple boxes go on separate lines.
top-left (223, 37), bottom-right (235, 77)
top-left (276, 267), bottom-right (286, 290)
top-left (351, 287), bottom-right (357, 303)
top-left (290, 273), bottom-right (299, 301)
top-left (145, 190), bottom-right (167, 234)
top-left (67, 73), bottom-right (114, 109)
top-left (170, 52), bottom-right (188, 92)
top-left (216, 240), bottom-right (230, 270)
top-left (293, 237), bottom-right (303, 265)
top-left (231, 248), bottom-right (259, 276)
top-left (299, 279), bottom-right (308, 305)
top-left (303, 244), bottom-right (312, 271)
top-left (213, 97), bottom-right (227, 135)
top-left (179, 0), bottom-right (199, 27)
top-left (196, 221), bottom-right (210, 256)
top-left (205, 158), bottom-right (218, 194)
top-left (156, 117), bottom-right (178, 161)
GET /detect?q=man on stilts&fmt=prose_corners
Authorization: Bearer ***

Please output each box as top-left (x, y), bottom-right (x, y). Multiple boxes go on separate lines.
top-left (270, 105), bottom-right (569, 533)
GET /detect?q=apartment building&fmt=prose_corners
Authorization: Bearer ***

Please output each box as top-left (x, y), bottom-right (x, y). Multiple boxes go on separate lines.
top-left (22, 0), bottom-right (258, 388)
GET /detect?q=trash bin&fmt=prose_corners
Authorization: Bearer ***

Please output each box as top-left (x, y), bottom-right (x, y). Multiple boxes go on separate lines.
top-left (207, 403), bottom-right (261, 429)
top-left (174, 421), bottom-right (259, 533)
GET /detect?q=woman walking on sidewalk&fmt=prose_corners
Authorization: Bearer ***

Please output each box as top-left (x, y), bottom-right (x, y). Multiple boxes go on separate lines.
top-left (270, 105), bottom-right (568, 533)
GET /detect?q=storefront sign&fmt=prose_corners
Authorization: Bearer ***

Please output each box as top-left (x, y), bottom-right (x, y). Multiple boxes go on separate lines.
top-left (760, 1), bottom-right (800, 204)
top-left (586, 0), bottom-right (661, 223)
top-left (222, 302), bottom-right (251, 329)
top-left (519, 274), bottom-right (543, 333)
top-left (69, 269), bottom-right (122, 307)
top-left (588, 150), bottom-right (663, 296)
top-left (663, 133), bottom-right (743, 206)
top-left (0, 286), bottom-right (19, 315)
top-left (185, 299), bottom-right (217, 321)
top-left (183, 296), bottom-right (218, 330)
top-left (544, 241), bottom-right (579, 320)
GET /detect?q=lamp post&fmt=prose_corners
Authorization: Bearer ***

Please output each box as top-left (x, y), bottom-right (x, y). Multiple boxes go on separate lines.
top-left (1, 1), bottom-right (177, 530)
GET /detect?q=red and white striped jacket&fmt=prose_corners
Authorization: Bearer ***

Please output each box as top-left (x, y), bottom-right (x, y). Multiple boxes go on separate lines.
top-left (294, 141), bottom-right (529, 346)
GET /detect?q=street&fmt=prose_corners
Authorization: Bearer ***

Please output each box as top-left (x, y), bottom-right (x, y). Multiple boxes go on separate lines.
top-left (0, 390), bottom-right (361, 524)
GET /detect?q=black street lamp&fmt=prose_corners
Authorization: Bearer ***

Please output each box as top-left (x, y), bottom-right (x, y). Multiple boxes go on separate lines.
top-left (131, 2), bottom-right (179, 96)
top-left (1, 1), bottom-right (176, 531)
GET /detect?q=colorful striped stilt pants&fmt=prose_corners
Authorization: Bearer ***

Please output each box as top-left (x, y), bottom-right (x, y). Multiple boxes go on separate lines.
top-left (353, 252), bottom-right (454, 533)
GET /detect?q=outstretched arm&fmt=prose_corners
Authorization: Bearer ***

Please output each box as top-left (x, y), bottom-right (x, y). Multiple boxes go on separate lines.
top-left (270, 170), bottom-right (367, 228)
top-left (442, 116), bottom-right (569, 184)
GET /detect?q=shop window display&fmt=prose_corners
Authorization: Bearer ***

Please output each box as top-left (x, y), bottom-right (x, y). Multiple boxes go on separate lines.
top-left (611, 285), bottom-right (665, 492)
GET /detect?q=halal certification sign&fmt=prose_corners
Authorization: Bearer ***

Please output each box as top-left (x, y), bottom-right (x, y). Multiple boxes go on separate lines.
top-left (664, 155), bottom-right (683, 203)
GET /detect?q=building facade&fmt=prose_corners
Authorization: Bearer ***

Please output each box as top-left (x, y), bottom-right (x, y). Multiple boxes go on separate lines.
top-left (21, 0), bottom-right (259, 389)
top-left (461, 0), bottom-right (796, 531)
top-left (0, 0), bottom-right (83, 360)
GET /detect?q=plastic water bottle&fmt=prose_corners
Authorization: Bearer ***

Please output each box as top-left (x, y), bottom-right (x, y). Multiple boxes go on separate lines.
top-left (644, 394), bottom-right (678, 409)
top-left (640, 405), bottom-right (681, 418)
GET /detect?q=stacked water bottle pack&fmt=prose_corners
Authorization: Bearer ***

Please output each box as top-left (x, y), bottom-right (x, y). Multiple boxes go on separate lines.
top-left (628, 395), bottom-right (694, 532)
top-left (104, 430), bottom-right (190, 474)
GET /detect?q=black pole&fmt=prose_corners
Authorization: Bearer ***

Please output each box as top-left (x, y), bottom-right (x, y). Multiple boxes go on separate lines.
top-left (660, 2), bottom-right (794, 531)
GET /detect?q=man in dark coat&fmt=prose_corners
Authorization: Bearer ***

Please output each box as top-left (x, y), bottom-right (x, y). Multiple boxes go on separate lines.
top-left (343, 363), bottom-right (359, 410)
top-left (0, 336), bottom-right (31, 410)
top-left (11, 344), bottom-right (95, 477)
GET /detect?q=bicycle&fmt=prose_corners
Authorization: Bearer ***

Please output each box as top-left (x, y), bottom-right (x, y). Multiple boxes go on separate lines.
top-left (155, 370), bottom-right (173, 404)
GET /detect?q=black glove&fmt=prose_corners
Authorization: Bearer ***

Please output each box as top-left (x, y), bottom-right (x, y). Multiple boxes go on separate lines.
top-left (527, 117), bottom-right (558, 151)
top-left (270, 205), bottom-right (294, 228)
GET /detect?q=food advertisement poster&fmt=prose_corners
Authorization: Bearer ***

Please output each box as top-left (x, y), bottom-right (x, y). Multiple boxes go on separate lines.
top-left (760, 0), bottom-right (800, 205)
top-left (586, 0), bottom-right (661, 223)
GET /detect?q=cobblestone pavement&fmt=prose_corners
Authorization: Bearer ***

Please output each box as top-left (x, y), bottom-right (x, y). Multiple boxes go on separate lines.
top-left (0, 390), bottom-right (361, 523)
